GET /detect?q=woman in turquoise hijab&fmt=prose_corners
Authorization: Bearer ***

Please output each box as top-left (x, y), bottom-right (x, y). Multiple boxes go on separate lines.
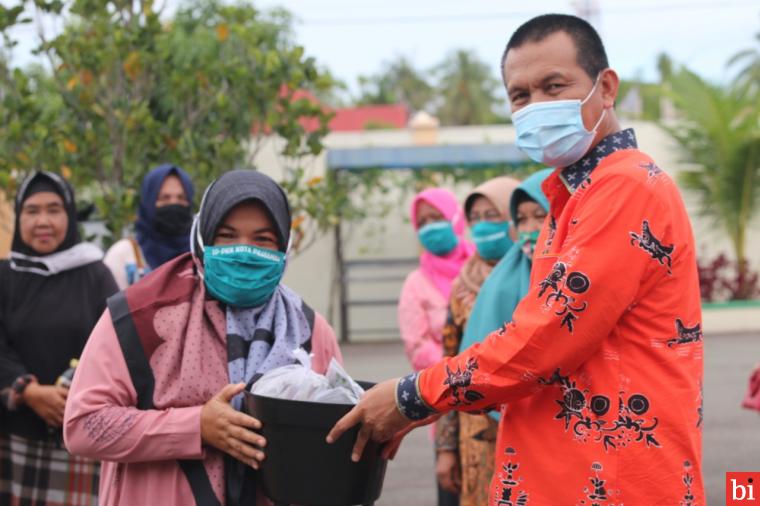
top-left (460, 168), bottom-right (553, 355)
top-left (434, 169), bottom-right (552, 505)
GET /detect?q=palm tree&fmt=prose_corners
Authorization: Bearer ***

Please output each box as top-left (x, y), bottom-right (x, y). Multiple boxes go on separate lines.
top-left (666, 68), bottom-right (760, 298)
top-left (434, 49), bottom-right (505, 126)
top-left (357, 56), bottom-right (433, 112)
top-left (729, 30), bottom-right (760, 99)
top-left (657, 52), bottom-right (673, 83)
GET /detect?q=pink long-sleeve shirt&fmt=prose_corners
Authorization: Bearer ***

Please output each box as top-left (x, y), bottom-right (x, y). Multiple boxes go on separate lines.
top-left (64, 303), bottom-right (341, 506)
top-left (398, 269), bottom-right (448, 372)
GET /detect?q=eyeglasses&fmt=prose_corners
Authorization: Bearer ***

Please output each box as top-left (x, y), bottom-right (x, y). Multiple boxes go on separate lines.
top-left (467, 210), bottom-right (503, 222)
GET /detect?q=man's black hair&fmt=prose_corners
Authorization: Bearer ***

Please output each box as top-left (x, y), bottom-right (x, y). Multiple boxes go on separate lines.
top-left (502, 14), bottom-right (608, 80)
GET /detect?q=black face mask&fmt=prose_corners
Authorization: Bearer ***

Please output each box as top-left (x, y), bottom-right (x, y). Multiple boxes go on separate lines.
top-left (153, 204), bottom-right (193, 236)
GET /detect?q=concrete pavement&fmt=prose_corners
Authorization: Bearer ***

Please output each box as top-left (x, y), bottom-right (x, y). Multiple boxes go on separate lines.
top-left (341, 332), bottom-right (760, 506)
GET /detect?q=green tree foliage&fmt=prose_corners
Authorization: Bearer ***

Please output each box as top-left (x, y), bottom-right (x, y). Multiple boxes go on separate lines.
top-left (433, 49), bottom-right (505, 126)
top-left (356, 51), bottom-right (506, 125)
top-left (729, 30), bottom-right (760, 98)
top-left (357, 56), bottom-right (433, 113)
top-left (666, 67), bottom-right (760, 298)
top-left (657, 52), bottom-right (674, 83)
top-left (0, 0), bottom-right (333, 245)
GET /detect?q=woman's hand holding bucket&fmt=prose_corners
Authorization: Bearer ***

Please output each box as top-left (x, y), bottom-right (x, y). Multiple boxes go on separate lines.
top-left (201, 383), bottom-right (267, 469)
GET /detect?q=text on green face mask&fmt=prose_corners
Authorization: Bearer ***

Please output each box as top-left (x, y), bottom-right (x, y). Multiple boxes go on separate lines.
top-left (473, 230), bottom-right (508, 243)
top-left (209, 244), bottom-right (283, 262)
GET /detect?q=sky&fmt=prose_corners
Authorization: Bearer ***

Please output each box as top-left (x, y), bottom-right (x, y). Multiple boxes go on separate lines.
top-left (251, 0), bottom-right (760, 93)
top-left (5, 0), bottom-right (760, 99)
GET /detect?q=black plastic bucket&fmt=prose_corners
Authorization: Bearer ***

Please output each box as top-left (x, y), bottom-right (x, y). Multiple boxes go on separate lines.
top-left (242, 382), bottom-right (387, 506)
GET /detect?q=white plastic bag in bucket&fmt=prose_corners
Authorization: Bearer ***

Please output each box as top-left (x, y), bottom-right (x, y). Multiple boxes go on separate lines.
top-left (251, 348), bottom-right (365, 405)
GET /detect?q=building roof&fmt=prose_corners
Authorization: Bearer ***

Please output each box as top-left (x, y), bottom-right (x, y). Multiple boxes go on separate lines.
top-left (329, 104), bottom-right (408, 131)
top-left (254, 88), bottom-right (409, 133)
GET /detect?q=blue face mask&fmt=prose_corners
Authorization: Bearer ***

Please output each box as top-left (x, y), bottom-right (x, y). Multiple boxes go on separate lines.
top-left (471, 221), bottom-right (512, 260)
top-left (418, 221), bottom-right (459, 256)
top-left (519, 230), bottom-right (541, 259)
top-left (202, 244), bottom-right (285, 308)
top-left (512, 76), bottom-right (605, 168)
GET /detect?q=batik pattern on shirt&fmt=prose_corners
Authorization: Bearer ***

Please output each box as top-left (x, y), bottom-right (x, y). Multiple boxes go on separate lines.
top-left (398, 130), bottom-right (705, 505)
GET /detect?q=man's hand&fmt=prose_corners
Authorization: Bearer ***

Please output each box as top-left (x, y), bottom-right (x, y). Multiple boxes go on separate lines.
top-left (23, 382), bottom-right (67, 427)
top-left (380, 414), bottom-right (441, 460)
top-left (201, 383), bottom-right (267, 469)
top-left (326, 378), bottom-right (412, 462)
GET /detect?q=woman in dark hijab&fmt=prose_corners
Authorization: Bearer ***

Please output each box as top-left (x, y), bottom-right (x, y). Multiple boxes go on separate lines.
top-left (104, 164), bottom-right (195, 289)
top-left (0, 171), bottom-right (118, 505)
top-left (64, 169), bottom-right (342, 506)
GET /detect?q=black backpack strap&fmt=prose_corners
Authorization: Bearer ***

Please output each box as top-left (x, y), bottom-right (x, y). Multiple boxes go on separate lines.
top-left (179, 460), bottom-right (224, 506)
top-left (107, 292), bottom-right (222, 506)
top-left (108, 292), bottom-right (154, 410)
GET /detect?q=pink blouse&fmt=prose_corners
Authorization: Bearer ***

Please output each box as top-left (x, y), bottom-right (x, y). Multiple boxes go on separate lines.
top-left (64, 306), bottom-right (342, 506)
top-left (398, 269), bottom-right (448, 371)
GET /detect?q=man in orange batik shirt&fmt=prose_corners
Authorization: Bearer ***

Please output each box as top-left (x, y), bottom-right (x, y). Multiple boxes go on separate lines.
top-left (328, 13), bottom-right (704, 506)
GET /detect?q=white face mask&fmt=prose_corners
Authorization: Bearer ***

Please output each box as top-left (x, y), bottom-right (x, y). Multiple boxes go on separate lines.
top-left (512, 75), bottom-right (606, 168)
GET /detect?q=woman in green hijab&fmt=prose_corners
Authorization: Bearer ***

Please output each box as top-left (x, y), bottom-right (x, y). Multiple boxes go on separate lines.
top-left (460, 168), bottom-right (553, 352)
top-left (435, 168), bottom-right (552, 505)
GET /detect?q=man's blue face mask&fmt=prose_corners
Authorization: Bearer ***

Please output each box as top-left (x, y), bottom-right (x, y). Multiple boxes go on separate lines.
top-left (512, 74), bottom-right (606, 168)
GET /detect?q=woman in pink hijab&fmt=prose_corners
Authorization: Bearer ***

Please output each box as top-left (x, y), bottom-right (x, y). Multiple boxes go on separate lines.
top-left (398, 187), bottom-right (473, 506)
top-left (398, 188), bottom-right (474, 373)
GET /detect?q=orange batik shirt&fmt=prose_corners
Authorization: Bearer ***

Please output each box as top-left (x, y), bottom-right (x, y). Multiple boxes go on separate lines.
top-left (396, 129), bottom-right (704, 505)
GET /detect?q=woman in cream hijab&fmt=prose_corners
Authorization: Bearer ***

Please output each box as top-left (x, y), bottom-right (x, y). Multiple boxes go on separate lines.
top-left (435, 175), bottom-right (521, 506)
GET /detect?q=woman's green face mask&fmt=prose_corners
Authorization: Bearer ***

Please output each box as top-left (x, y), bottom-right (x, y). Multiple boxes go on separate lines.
top-left (519, 230), bottom-right (541, 259)
top-left (198, 200), bottom-right (286, 307)
top-left (203, 244), bottom-right (285, 307)
top-left (472, 221), bottom-right (513, 260)
top-left (418, 221), bottom-right (459, 256)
